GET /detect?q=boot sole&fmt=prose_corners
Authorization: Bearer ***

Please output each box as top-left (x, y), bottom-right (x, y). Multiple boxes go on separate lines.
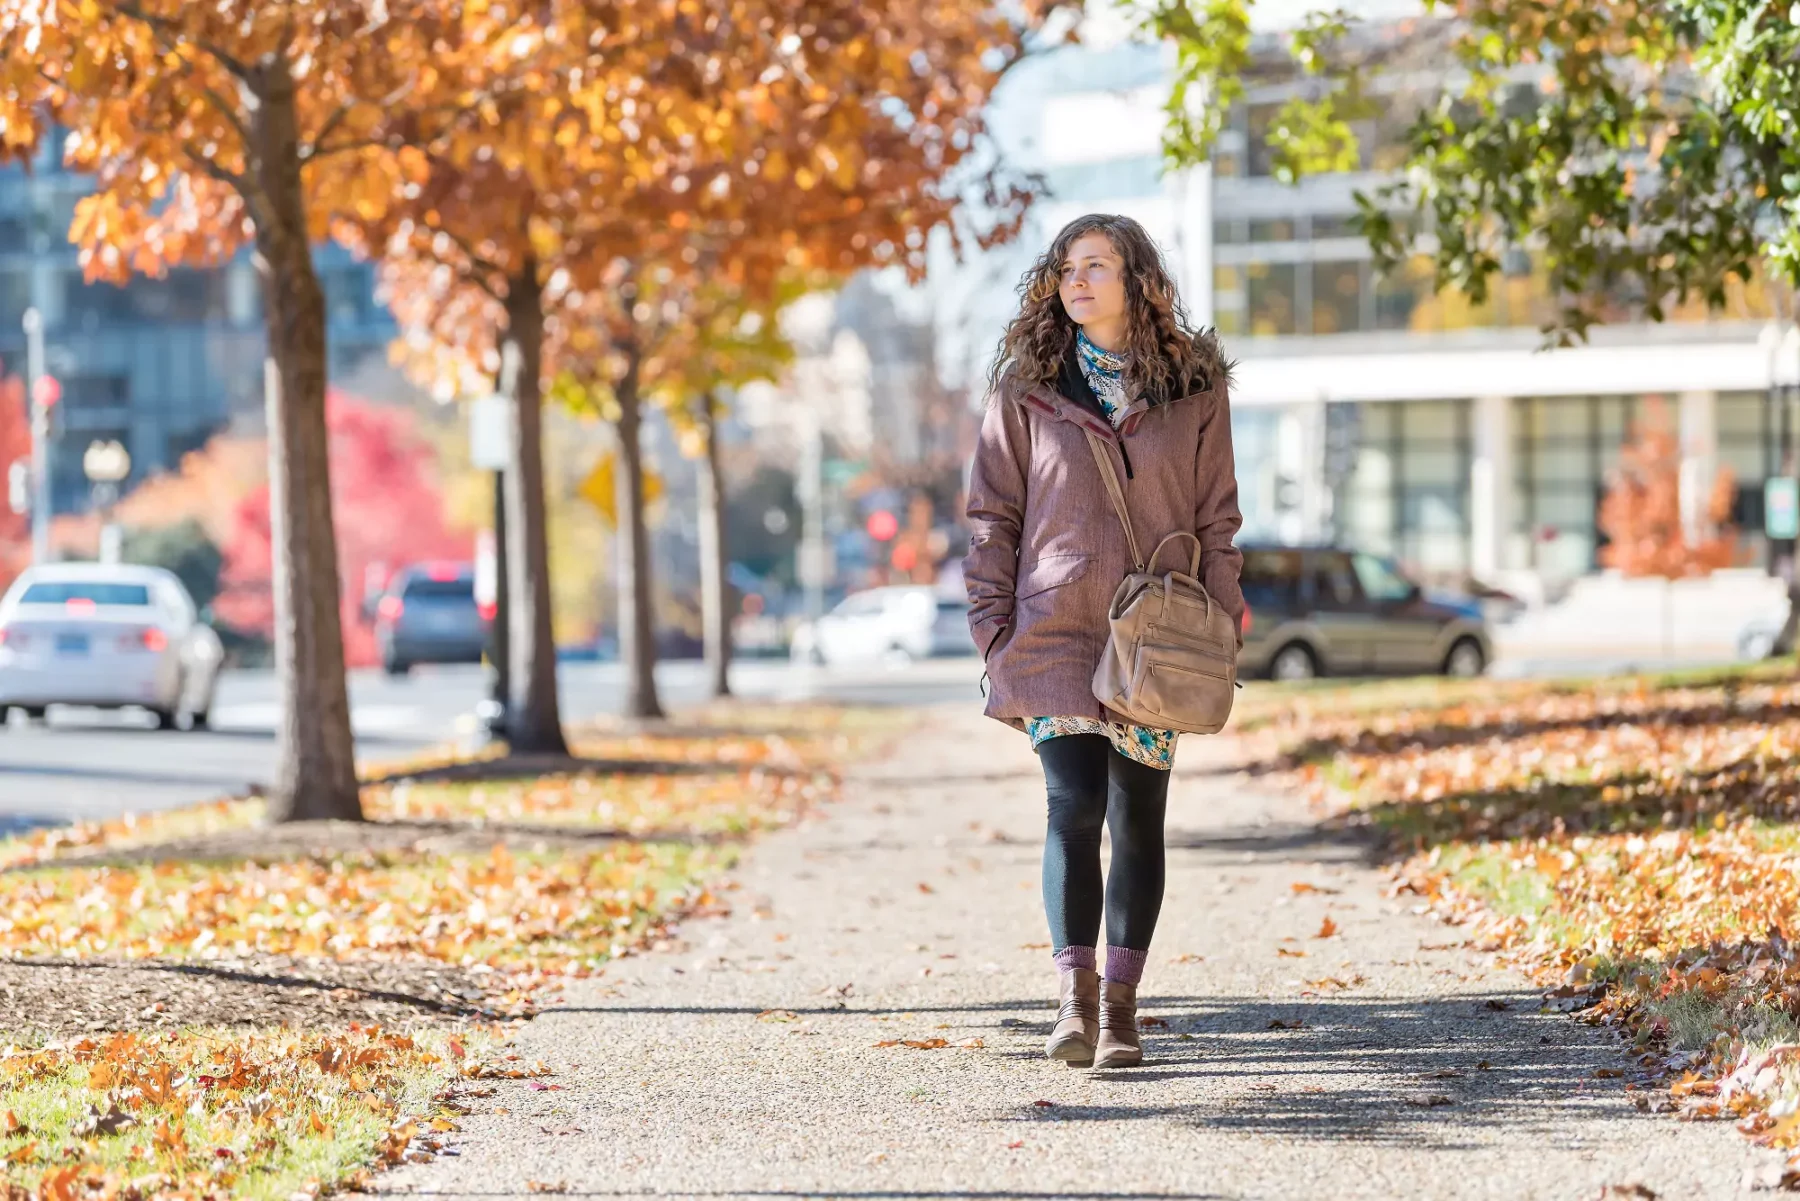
top-left (1093, 1049), bottom-right (1143, 1069)
top-left (1046, 1037), bottom-right (1096, 1066)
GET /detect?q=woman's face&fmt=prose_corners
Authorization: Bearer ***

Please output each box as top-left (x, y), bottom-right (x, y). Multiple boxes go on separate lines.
top-left (1057, 232), bottom-right (1127, 343)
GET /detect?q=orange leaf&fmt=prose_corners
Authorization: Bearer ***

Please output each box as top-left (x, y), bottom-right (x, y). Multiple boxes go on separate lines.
top-left (1314, 916), bottom-right (1339, 939)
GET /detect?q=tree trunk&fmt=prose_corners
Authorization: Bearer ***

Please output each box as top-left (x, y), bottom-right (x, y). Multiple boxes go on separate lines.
top-left (248, 62), bottom-right (359, 822)
top-left (615, 347), bottom-right (664, 719)
top-left (697, 392), bottom-right (732, 698)
top-left (499, 262), bottom-right (568, 754)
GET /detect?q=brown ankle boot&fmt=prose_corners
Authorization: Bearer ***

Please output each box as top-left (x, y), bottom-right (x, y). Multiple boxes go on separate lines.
top-left (1044, 968), bottom-right (1099, 1065)
top-left (1094, 980), bottom-right (1142, 1068)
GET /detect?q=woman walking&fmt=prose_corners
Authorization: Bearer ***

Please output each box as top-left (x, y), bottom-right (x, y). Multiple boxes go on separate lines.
top-left (964, 213), bottom-right (1244, 1068)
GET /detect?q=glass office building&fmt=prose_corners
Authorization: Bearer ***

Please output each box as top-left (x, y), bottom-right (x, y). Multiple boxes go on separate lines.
top-left (938, 25), bottom-right (1780, 595)
top-left (0, 128), bottom-right (396, 515)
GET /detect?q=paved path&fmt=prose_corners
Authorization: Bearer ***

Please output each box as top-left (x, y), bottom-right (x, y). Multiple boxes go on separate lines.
top-left (380, 706), bottom-right (1760, 1200)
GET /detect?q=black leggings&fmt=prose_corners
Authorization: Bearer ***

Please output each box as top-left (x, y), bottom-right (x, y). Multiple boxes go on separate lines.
top-left (1037, 733), bottom-right (1171, 953)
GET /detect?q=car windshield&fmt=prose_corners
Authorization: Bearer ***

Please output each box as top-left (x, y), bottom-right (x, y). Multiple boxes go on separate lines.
top-left (19, 581), bottom-right (151, 606)
top-left (935, 599), bottom-right (965, 614)
top-left (403, 578), bottom-right (474, 600)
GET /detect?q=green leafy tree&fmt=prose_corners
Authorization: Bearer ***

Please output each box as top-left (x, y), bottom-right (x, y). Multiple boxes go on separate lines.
top-left (1138, 0), bottom-right (1796, 343)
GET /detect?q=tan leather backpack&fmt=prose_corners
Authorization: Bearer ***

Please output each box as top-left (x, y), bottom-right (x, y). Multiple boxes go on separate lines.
top-left (1085, 432), bottom-right (1239, 734)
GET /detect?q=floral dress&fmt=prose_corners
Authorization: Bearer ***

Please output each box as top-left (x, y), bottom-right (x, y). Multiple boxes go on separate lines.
top-left (1023, 330), bottom-right (1180, 772)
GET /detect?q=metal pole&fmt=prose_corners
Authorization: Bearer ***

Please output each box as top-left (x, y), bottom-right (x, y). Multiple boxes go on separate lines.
top-left (799, 404), bottom-right (825, 624)
top-left (486, 467), bottom-right (510, 736)
top-left (22, 307), bottom-right (48, 565)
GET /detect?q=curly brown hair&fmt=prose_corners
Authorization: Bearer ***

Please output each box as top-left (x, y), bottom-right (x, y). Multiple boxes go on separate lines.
top-left (987, 213), bottom-right (1216, 405)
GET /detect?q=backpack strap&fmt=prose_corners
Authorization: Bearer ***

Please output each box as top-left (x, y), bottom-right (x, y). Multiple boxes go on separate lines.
top-left (1085, 431), bottom-right (1145, 572)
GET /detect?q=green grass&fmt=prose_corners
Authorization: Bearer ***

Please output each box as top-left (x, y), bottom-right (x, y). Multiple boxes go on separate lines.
top-left (0, 1026), bottom-right (484, 1199)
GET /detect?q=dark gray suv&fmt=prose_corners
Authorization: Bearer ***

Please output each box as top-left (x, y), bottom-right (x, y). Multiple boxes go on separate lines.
top-left (1236, 544), bottom-right (1491, 681)
top-left (373, 563), bottom-right (488, 676)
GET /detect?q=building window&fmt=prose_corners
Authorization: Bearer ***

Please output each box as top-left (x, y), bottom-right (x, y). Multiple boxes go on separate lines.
top-left (1311, 261), bottom-right (1363, 335)
top-left (1513, 394), bottom-right (1658, 577)
top-left (1336, 399), bottom-right (1472, 579)
top-left (1247, 218), bottom-right (1296, 243)
top-left (1245, 261), bottom-right (1299, 336)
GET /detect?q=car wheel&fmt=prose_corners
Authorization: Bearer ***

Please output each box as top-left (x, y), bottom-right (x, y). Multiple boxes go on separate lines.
top-left (1269, 642), bottom-right (1319, 682)
top-left (186, 709), bottom-right (211, 731)
top-left (152, 708), bottom-right (178, 731)
top-left (21, 706), bottom-right (46, 725)
top-left (1443, 637), bottom-right (1486, 679)
top-left (384, 658), bottom-right (411, 678)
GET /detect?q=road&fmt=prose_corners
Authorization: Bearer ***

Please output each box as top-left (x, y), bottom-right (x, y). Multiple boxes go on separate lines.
top-left (0, 657), bottom-right (987, 831)
top-left (0, 645), bottom-right (1746, 834)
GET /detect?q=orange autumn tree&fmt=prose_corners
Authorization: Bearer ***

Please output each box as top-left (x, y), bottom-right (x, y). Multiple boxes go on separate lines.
top-left (1598, 400), bottom-right (1737, 657)
top-left (1598, 401), bottom-right (1737, 578)
top-left (0, 1), bottom-right (517, 819)
top-left (373, 0), bottom-right (1043, 723)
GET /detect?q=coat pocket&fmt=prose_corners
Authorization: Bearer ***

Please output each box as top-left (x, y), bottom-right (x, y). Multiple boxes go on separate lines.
top-left (1016, 553), bottom-right (1092, 601)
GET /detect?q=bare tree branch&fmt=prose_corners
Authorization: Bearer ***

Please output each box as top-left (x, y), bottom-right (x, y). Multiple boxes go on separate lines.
top-left (180, 140), bottom-right (249, 192)
top-left (419, 219), bottom-right (507, 298)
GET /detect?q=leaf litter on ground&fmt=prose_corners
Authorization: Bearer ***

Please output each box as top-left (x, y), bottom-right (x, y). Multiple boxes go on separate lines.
top-left (0, 703), bottom-right (890, 1198)
top-left (1258, 669), bottom-right (1800, 1168)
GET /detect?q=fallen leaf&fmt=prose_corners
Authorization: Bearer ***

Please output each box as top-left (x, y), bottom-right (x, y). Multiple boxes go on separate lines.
top-left (538, 1125), bottom-right (584, 1137)
top-left (1138, 1016), bottom-right (1169, 1029)
top-left (1168, 953), bottom-right (1204, 963)
top-left (1314, 916), bottom-right (1339, 939)
top-left (1267, 1019), bottom-right (1305, 1030)
top-left (528, 1081), bottom-right (565, 1091)
top-left (957, 1038), bottom-right (985, 1049)
top-left (1005, 1139), bottom-right (1025, 1149)
top-left (1483, 1000), bottom-right (1509, 1011)
top-left (73, 1104), bottom-right (136, 1137)
top-left (1031, 1099), bottom-right (1056, 1108)
top-left (1277, 948), bottom-right (1307, 959)
top-left (1597, 1186), bottom-right (1658, 1200)
top-left (1476, 1060), bottom-right (1494, 1070)
top-left (1593, 1068), bottom-right (1624, 1079)
top-left (1405, 1094), bottom-right (1455, 1107)
top-left (917, 882), bottom-right (935, 894)
top-left (0, 1111), bottom-right (23, 1136)
top-left (757, 1009), bottom-right (800, 1023)
top-left (526, 1182), bottom-right (571, 1195)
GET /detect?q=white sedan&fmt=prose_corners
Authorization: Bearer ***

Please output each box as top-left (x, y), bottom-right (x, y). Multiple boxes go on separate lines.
top-left (0, 563), bottom-right (224, 730)
top-left (791, 586), bottom-right (976, 666)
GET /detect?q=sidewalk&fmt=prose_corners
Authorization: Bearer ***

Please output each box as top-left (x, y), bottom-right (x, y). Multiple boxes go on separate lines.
top-left (378, 705), bottom-right (1759, 1200)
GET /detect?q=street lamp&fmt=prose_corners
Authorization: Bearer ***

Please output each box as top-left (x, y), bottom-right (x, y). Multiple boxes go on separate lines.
top-left (81, 438), bottom-right (131, 564)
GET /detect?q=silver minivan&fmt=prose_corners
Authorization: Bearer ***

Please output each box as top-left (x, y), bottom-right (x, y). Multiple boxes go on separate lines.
top-left (1236, 544), bottom-right (1491, 681)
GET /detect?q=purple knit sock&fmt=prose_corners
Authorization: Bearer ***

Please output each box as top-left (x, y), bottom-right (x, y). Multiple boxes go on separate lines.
top-left (1053, 945), bottom-right (1096, 973)
top-left (1104, 945), bottom-right (1148, 986)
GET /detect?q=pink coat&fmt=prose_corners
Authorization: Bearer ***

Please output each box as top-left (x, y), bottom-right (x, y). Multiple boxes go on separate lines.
top-left (963, 336), bottom-right (1245, 727)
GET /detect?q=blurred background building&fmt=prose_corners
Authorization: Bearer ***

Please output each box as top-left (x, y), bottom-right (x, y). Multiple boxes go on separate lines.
top-left (0, 126), bottom-right (397, 517)
top-left (917, 7), bottom-right (1788, 609)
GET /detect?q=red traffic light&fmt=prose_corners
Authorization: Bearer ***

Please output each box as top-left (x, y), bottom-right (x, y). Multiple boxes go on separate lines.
top-left (865, 510), bottom-right (899, 542)
top-left (31, 375), bottom-right (60, 408)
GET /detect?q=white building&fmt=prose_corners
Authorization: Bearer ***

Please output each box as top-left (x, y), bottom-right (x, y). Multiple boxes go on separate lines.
top-left (919, 13), bottom-right (1790, 601)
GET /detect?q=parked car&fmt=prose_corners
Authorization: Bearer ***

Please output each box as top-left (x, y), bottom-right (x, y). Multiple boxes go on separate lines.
top-left (1236, 544), bottom-right (1491, 681)
top-left (0, 563), bottom-right (224, 729)
top-left (791, 586), bottom-right (974, 666)
top-left (373, 562), bottom-right (487, 676)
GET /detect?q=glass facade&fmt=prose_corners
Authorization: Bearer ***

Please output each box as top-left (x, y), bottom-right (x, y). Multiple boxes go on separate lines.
top-left (1335, 399), bottom-right (1472, 579)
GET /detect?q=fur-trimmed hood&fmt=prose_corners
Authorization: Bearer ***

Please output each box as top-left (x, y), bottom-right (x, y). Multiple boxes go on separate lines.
top-left (997, 327), bottom-right (1236, 441)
